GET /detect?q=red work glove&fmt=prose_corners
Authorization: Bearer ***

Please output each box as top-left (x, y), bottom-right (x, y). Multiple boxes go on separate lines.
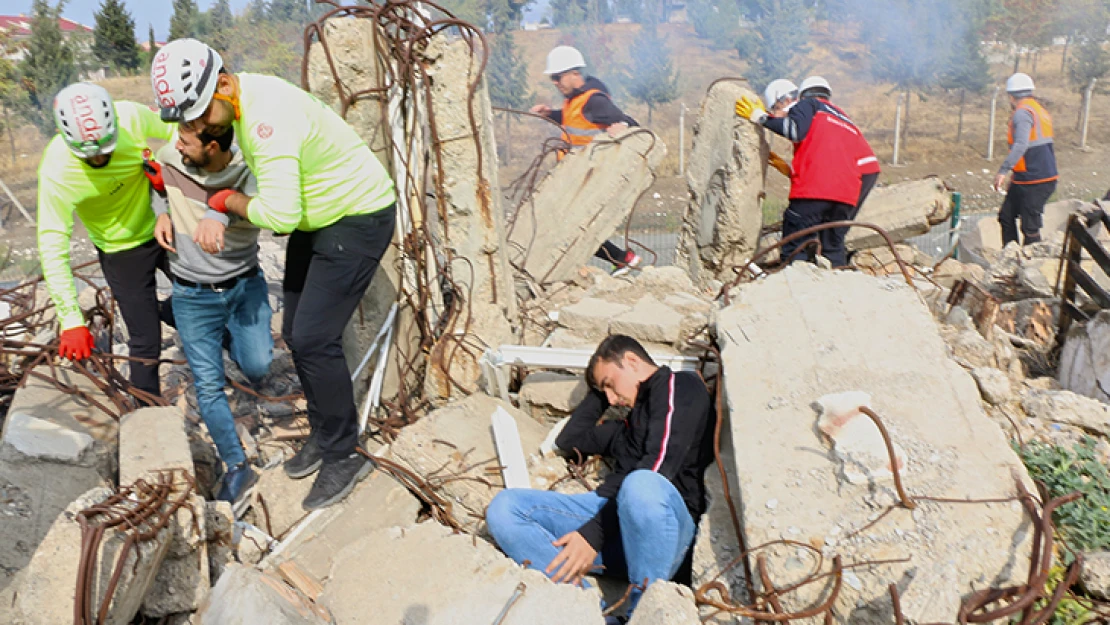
top-left (207, 188), bottom-right (237, 214)
top-left (142, 149), bottom-right (165, 193)
top-left (58, 326), bottom-right (95, 361)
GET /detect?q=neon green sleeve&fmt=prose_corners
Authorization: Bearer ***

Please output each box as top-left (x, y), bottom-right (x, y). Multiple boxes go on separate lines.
top-left (134, 103), bottom-right (175, 142)
top-left (244, 124), bottom-right (305, 234)
top-left (36, 175), bottom-right (83, 331)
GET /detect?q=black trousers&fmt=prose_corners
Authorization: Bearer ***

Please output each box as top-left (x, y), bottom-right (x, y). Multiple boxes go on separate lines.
top-left (594, 240), bottom-right (626, 263)
top-left (282, 207), bottom-right (396, 461)
top-left (97, 238), bottom-right (173, 398)
top-left (780, 199), bottom-right (855, 267)
top-left (837, 172), bottom-right (880, 261)
top-left (1000, 180), bottom-right (1056, 246)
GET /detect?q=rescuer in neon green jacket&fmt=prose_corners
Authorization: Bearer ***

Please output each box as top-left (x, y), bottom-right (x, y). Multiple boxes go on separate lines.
top-left (37, 82), bottom-right (175, 398)
top-left (154, 39), bottom-right (397, 511)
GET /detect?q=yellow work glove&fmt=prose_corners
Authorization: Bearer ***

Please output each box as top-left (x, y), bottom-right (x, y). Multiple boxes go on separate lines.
top-left (768, 151), bottom-right (791, 177)
top-left (735, 96), bottom-right (768, 124)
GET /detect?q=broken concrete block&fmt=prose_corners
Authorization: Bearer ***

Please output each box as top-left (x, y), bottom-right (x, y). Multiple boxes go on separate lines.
top-left (264, 471), bottom-right (420, 583)
top-left (15, 486), bottom-right (173, 625)
top-left (205, 501), bottom-right (234, 584)
top-left (846, 178), bottom-right (951, 251)
top-left (508, 130), bottom-right (665, 286)
top-left (423, 37), bottom-right (519, 401)
top-left (1021, 389), bottom-right (1110, 437)
top-left (816, 391), bottom-right (906, 485)
top-left (519, 371), bottom-right (588, 421)
top-left (321, 522), bottom-right (605, 624)
top-left (558, 297), bottom-right (631, 336)
top-left (715, 264), bottom-right (1033, 624)
top-left (996, 298), bottom-right (1058, 346)
top-left (1082, 550), bottom-right (1110, 601)
top-left (119, 407), bottom-right (194, 486)
top-left (197, 564), bottom-right (332, 625)
top-left (960, 199), bottom-right (1101, 266)
top-left (1057, 310), bottom-right (1110, 404)
top-left (970, 367), bottom-right (1012, 406)
top-left (1, 363), bottom-right (117, 470)
top-left (610, 295), bottom-right (685, 345)
top-left (626, 581), bottom-right (699, 624)
top-left (675, 79), bottom-right (767, 285)
top-left (250, 465), bottom-right (315, 539)
top-left (386, 393), bottom-right (549, 534)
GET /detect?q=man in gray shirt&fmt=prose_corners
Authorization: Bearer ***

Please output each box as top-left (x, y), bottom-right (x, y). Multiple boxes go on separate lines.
top-left (152, 125), bottom-right (272, 510)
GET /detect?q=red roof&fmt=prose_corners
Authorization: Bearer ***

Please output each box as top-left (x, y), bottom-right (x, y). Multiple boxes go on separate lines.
top-left (0, 15), bottom-right (93, 38)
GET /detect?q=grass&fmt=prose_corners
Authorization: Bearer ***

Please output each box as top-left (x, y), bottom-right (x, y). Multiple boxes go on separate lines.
top-left (1018, 436), bottom-right (1110, 554)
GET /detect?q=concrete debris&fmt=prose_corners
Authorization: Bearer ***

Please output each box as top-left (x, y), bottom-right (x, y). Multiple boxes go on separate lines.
top-left (119, 407), bottom-right (194, 485)
top-left (959, 199), bottom-right (1103, 267)
top-left (984, 243), bottom-right (1058, 301)
top-left (1, 363), bottom-right (117, 472)
top-left (424, 37), bottom-right (519, 401)
top-left (264, 471), bottom-right (420, 583)
top-left (205, 501), bottom-right (234, 584)
top-left (931, 257), bottom-right (986, 289)
top-left (14, 486), bottom-right (172, 625)
top-left (816, 391), bottom-right (906, 485)
top-left (1020, 389), bottom-right (1110, 437)
top-left (1081, 551), bottom-right (1110, 601)
top-left (518, 371), bottom-right (588, 423)
top-left (557, 297), bottom-right (632, 337)
top-left (690, 445), bottom-right (748, 608)
top-left (996, 298), bottom-right (1058, 346)
top-left (250, 464), bottom-right (315, 538)
top-left (385, 393), bottom-right (548, 533)
top-left (196, 563), bottom-right (333, 625)
top-left (508, 130), bottom-right (665, 285)
top-left (1057, 310), bottom-right (1110, 404)
top-left (320, 521), bottom-right (605, 625)
top-left (715, 264), bottom-right (1033, 624)
top-left (675, 79), bottom-right (767, 284)
top-left (845, 178), bottom-right (951, 251)
top-left (626, 581), bottom-right (700, 625)
top-left (610, 294), bottom-right (685, 345)
top-left (970, 367), bottom-right (1012, 406)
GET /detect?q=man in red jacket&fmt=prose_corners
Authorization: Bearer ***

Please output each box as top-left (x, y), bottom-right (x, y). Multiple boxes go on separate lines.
top-left (737, 76), bottom-right (872, 266)
top-left (486, 335), bottom-right (715, 622)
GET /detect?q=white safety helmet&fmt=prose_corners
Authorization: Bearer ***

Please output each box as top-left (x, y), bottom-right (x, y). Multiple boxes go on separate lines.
top-left (53, 82), bottom-right (118, 158)
top-left (544, 45), bottom-right (586, 75)
top-left (1006, 72), bottom-right (1035, 93)
top-left (798, 75), bottom-right (832, 99)
top-left (763, 79), bottom-right (798, 109)
top-left (150, 38), bottom-right (224, 123)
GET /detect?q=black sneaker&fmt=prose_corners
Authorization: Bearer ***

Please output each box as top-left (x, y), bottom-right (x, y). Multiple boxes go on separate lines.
top-left (301, 453), bottom-right (374, 511)
top-left (216, 462), bottom-right (258, 518)
top-left (284, 436), bottom-right (324, 479)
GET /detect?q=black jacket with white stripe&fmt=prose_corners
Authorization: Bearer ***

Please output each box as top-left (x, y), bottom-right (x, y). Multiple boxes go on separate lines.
top-left (555, 366), bottom-right (716, 550)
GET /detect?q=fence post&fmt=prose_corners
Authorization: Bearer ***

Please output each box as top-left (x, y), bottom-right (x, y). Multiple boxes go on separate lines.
top-left (1081, 78), bottom-right (1097, 150)
top-left (987, 86), bottom-right (1000, 161)
top-left (679, 102), bottom-right (686, 177)
top-left (892, 93), bottom-right (904, 166)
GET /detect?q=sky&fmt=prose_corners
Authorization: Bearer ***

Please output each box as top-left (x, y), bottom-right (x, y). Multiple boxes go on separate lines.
top-left (6, 0), bottom-right (255, 40)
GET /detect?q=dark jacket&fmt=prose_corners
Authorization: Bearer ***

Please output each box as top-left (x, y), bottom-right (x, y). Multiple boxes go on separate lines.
top-left (546, 76), bottom-right (639, 127)
top-left (555, 366), bottom-right (716, 550)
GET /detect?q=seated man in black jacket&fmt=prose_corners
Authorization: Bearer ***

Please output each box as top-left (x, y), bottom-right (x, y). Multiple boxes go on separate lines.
top-left (486, 335), bottom-right (716, 619)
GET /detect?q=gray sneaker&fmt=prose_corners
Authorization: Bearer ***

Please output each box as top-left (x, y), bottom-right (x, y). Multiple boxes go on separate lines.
top-left (284, 436), bottom-right (324, 479)
top-left (301, 453), bottom-right (374, 511)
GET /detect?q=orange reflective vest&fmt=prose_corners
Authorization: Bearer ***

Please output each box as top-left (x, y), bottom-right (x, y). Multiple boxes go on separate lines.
top-left (1007, 98), bottom-right (1058, 185)
top-left (561, 88), bottom-right (607, 148)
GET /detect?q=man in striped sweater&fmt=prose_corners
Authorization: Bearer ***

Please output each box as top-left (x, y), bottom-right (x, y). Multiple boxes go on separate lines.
top-left (486, 335), bottom-right (716, 621)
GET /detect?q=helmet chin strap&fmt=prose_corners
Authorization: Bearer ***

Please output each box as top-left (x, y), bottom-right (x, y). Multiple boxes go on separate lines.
top-left (212, 76), bottom-right (241, 121)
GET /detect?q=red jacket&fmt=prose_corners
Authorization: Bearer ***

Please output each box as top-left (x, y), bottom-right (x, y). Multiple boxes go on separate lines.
top-left (766, 98), bottom-right (865, 205)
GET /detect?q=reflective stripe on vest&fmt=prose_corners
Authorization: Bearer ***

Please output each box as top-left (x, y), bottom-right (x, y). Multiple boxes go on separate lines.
top-left (561, 88), bottom-right (606, 148)
top-left (1007, 98), bottom-right (1057, 183)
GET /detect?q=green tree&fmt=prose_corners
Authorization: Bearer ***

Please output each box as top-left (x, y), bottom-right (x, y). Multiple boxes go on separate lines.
top-left (245, 0), bottom-right (269, 26)
top-left (625, 23), bottom-right (678, 124)
top-left (19, 0), bottom-right (76, 136)
top-left (938, 23), bottom-right (991, 143)
top-left (1068, 9), bottom-right (1110, 130)
top-left (984, 0), bottom-right (1058, 74)
top-left (488, 28), bottom-right (531, 160)
top-left (92, 0), bottom-right (140, 74)
top-left (169, 0), bottom-right (198, 41)
top-left (0, 30), bottom-right (29, 166)
top-left (143, 23), bottom-right (157, 68)
top-left (687, 0), bottom-right (741, 50)
top-left (209, 0), bottom-right (234, 52)
top-left (737, 0), bottom-right (811, 92)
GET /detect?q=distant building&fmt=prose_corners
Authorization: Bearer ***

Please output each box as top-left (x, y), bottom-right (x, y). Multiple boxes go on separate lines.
top-left (0, 14), bottom-right (94, 63)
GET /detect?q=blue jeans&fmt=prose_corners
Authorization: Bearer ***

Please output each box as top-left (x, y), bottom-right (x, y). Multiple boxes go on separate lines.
top-left (486, 470), bottom-right (696, 613)
top-left (173, 273), bottom-right (273, 468)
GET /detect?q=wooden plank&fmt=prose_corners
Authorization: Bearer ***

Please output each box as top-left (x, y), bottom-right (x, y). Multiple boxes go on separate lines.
top-left (1068, 261), bottom-right (1110, 309)
top-left (1069, 220), bottom-right (1110, 277)
top-left (277, 560), bottom-right (324, 602)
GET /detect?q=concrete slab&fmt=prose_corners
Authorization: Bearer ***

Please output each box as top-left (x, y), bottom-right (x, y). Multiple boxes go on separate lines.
top-left (1058, 310), bottom-right (1110, 404)
top-left (626, 581), bottom-right (699, 624)
top-left (119, 407), bottom-right (195, 486)
top-left (508, 130), bottom-right (665, 286)
top-left (846, 178), bottom-right (951, 251)
top-left (610, 294), bottom-right (685, 345)
top-left (715, 264), bottom-right (1034, 624)
top-left (675, 79), bottom-right (767, 284)
top-left (197, 564), bottom-right (331, 625)
top-left (386, 393), bottom-right (550, 534)
top-left (320, 521), bottom-right (605, 625)
top-left (558, 297), bottom-right (632, 336)
top-left (518, 371), bottom-right (588, 422)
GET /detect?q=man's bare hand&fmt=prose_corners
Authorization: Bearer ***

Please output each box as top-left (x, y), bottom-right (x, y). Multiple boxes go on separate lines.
top-left (194, 218), bottom-right (226, 255)
top-left (606, 122), bottom-right (629, 137)
top-left (546, 531), bottom-right (598, 585)
top-left (530, 104), bottom-right (552, 116)
top-left (154, 213), bottom-right (176, 253)
top-left (993, 172), bottom-right (1008, 193)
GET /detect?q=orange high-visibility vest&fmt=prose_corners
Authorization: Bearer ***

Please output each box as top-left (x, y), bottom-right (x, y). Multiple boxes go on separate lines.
top-left (1007, 98), bottom-right (1058, 184)
top-left (560, 88), bottom-right (606, 148)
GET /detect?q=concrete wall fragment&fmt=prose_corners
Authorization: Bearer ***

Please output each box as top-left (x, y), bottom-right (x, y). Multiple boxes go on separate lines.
top-left (507, 130), bottom-right (666, 285)
top-left (714, 265), bottom-right (1034, 624)
top-left (675, 79), bottom-right (767, 285)
top-left (846, 178), bottom-right (951, 251)
top-left (1057, 310), bottom-right (1110, 404)
top-left (422, 37), bottom-right (520, 400)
